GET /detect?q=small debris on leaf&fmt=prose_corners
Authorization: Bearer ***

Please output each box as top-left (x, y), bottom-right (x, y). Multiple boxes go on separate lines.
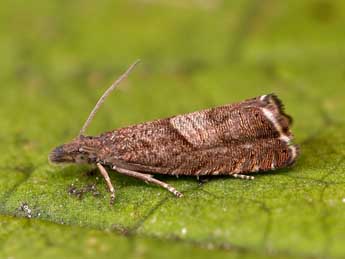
top-left (18, 202), bottom-right (33, 218)
top-left (68, 183), bottom-right (100, 200)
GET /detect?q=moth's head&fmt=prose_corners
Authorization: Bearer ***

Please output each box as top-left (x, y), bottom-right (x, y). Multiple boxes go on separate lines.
top-left (49, 135), bottom-right (101, 165)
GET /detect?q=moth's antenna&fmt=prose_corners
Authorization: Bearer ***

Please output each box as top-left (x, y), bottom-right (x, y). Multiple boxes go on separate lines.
top-left (78, 59), bottom-right (141, 136)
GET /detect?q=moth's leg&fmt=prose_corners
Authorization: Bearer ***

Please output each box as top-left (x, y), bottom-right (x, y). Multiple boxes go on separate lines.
top-left (232, 173), bottom-right (255, 180)
top-left (97, 163), bottom-right (115, 204)
top-left (113, 166), bottom-right (183, 198)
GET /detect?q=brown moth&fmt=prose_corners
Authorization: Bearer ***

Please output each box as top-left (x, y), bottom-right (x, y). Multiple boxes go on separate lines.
top-left (49, 60), bottom-right (299, 204)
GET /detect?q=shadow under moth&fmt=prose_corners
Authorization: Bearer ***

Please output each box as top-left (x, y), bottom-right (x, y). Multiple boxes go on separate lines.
top-left (49, 60), bottom-right (300, 204)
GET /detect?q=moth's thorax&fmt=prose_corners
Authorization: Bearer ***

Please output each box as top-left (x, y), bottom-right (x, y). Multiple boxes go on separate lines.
top-left (49, 135), bottom-right (104, 165)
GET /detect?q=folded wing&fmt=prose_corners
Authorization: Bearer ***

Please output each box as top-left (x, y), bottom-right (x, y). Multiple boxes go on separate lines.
top-left (99, 94), bottom-right (298, 175)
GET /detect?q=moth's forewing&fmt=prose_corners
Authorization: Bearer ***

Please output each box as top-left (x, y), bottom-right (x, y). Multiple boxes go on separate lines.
top-left (98, 94), bottom-right (299, 175)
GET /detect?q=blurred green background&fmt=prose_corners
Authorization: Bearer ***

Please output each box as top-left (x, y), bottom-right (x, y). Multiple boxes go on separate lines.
top-left (1, 0), bottom-right (345, 258)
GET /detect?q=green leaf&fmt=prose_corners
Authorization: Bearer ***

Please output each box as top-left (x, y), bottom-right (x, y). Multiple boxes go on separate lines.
top-left (1, 0), bottom-right (345, 258)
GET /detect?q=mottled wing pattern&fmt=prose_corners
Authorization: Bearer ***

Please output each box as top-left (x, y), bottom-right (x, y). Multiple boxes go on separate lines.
top-left (99, 94), bottom-right (299, 175)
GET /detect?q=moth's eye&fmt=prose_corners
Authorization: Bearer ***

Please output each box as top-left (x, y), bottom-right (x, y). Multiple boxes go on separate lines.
top-left (75, 154), bottom-right (88, 164)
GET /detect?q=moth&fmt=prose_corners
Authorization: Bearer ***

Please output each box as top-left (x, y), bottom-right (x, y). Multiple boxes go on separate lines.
top-left (49, 60), bottom-right (299, 204)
